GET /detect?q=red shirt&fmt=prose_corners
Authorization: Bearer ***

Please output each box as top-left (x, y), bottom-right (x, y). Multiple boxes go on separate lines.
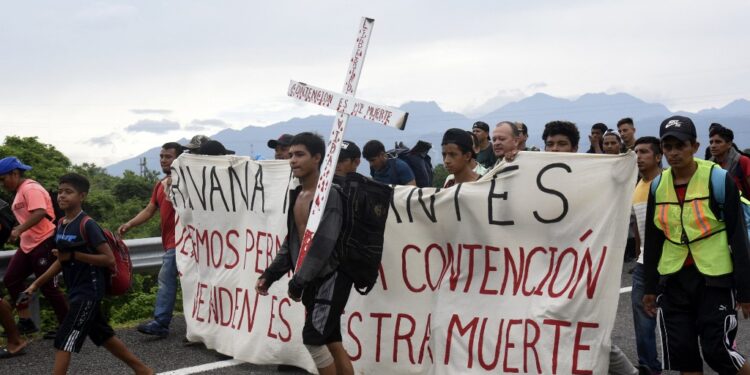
top-left (151, 179), bottom-right (176, 250)
top-left (723, 155), bottom-right (750, 198)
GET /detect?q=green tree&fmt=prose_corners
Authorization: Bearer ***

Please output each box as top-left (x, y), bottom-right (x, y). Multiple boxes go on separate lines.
top-left (0, 136), bottom-right (71, 189)
top-left (112, 171), bottom-right (155, 203)
top-left (432, 164), bottom-right (449, 188)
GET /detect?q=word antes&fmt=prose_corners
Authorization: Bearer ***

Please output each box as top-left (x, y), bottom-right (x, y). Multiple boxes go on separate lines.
top-left (391, 163), bottom-right (573, 226)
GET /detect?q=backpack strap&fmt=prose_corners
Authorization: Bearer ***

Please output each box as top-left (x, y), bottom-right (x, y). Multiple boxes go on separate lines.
top-left (650, 173), bottom-right (662, 197)
top-left (79, 215), bottom-right (91, 244)
top-left (710, 165), bottom-right (727, 207)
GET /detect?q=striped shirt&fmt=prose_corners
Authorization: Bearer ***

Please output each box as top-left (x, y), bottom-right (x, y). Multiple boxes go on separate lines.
top-left (632, 177), bottom-right (653, 264)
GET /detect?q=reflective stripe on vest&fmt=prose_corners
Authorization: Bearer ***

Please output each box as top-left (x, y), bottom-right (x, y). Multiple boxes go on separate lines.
top-left (653, 158), bottom-right (733, 276)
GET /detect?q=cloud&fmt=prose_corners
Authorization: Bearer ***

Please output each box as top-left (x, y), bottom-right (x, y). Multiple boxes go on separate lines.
top-left (527, 82), bottom-right (548, 90)
top-left (86, 133), bottom-right (122, 146)
top-left (185, 118), bottom-right (230, 131)
top-left (125, 119), bottom-right (181, 133)
top-left (130, 109), bottom-right (173, 115)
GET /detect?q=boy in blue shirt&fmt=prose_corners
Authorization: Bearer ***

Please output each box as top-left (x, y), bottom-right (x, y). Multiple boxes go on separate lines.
top-left (25, 173), bottom-right (152, 375)
top-left (362, 140), bottom-right (416, 186)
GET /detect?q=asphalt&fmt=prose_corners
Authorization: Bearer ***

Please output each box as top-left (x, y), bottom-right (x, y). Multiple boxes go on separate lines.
top-left (1, 260), bottom-right (747, 374)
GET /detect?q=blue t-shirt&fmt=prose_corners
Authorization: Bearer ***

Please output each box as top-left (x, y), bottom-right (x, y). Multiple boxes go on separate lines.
top-left (371, 158), bottom-right (415, 185)
top-left (55, 213), bottom-right (108, 301)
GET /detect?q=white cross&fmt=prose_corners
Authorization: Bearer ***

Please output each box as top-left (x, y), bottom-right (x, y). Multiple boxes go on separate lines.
top-left (286, 17), bottom-right (407, 270)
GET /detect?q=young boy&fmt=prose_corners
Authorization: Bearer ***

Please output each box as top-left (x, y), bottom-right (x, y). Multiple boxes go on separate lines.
top-left (256, 132), bottom-right (354, 375)
top-left (25, 173), bottom-right (152, 375)
top-left (442, 128), bottom-right (481, 188)
top-left (643, 116), bottom-right (750, 374)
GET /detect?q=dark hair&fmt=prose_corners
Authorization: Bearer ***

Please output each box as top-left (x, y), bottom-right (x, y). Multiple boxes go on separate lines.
top-left (496, 121), bottom-right (520, 137)
top-left (162, 142), bottom-right (184, 156)
top-left (58, 173), bottom-right (90, 194)
top-left (710, 125), bottom-right (734, 142)
top-left (616, 118), bottom-right (634, 128)
top-left (542, 121), bottom-right (580, 148)
top-left (634, 136), bottom-right (662, 155)
top-left (516, 122), bottom-right (528, 136)
top-left (442, 128), bottom-right (475, 158)
top-left (591, 123), bottom-right (608, 133)
top-left (362, 140), bottom-right (386, 160)
top-left (603, 129), bottom-right (623, 143)
top-left (290, 132), bottom-right (326, 169)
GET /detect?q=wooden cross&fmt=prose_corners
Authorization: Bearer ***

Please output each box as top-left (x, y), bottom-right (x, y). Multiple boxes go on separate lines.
top-left (286, 17), bottom-right (408, 270)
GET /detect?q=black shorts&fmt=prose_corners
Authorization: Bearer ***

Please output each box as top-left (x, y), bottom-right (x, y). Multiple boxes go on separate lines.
top-left (658, 266), bottom-right (746, 374)
top-left (54, 299), bottom-right (115, 353)
top-left (301, 270), bottom-right (353, 345)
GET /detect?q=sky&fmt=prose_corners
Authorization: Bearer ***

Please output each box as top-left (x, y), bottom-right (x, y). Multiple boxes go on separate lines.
top-left (1, 0), bottom-right (749, 166)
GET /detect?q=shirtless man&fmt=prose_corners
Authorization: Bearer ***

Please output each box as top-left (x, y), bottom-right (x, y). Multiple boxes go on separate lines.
top-left (257, 132), bottom-right (353, 375)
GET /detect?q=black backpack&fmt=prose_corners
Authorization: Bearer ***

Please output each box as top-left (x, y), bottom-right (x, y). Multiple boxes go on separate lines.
top-left (45, 189), bottom-right (64, 225)
top-left (0, 198), bottom-right (16, 247)
top-left (334, 173), bottom-right (393, 295)
top-left (387, 141), bottom-right (434, 188)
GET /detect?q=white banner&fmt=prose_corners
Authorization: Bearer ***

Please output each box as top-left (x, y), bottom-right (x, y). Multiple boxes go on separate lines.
top-left (171, 151), bottom-right (637, 374)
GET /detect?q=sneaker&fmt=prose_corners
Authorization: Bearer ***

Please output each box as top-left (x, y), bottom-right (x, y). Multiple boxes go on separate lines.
top-left (16, 319), bottom-right (39, 335)
top-left (136, 320), bottom-right (169, 338)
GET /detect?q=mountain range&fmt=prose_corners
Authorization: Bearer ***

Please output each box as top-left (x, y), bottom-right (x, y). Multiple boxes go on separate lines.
top-left (106, 92), bottom-right (750, 175)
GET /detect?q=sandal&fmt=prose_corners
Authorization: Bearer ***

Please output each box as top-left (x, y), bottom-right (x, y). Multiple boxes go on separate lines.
top-left (0, 347), bottom-right (26, 359)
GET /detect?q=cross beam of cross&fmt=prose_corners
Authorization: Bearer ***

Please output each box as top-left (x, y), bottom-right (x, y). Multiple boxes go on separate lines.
top-left (286, 17), bottom-right (407, 270)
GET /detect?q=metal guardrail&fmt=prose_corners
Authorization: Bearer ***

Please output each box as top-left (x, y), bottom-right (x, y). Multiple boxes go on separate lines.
top-left (0, 237), bottom-right (164, 280)
top-left (0, 237), bottom-right (165, 327)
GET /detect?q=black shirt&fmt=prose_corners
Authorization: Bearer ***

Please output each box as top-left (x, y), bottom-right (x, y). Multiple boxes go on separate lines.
top-left (476, 146), bottom-right (496, 170)
top-left (55, 213), bottom-right (108, 301)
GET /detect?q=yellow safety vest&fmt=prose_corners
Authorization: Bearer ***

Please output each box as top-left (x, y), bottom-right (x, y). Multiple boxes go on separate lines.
top-left (653, 158), bottom-right (733, 276)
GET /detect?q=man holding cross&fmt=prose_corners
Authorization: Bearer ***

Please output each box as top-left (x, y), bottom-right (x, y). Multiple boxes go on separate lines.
top-left (256, 132), bottom-right (353, 375)
top-left (262, 17), bottom-right (407, 373)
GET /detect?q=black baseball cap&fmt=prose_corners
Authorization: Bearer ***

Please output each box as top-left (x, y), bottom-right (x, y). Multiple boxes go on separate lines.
top-left (472, 121), bottom-right (490, 133)
top-left (659, 116), bottom-right (697, 142)
top-left (339, 140), bottom-right (361, 161)
top-left (197, 140), bottom-right (235, 155)
top-left (267, 134), bottom-right (294, 149)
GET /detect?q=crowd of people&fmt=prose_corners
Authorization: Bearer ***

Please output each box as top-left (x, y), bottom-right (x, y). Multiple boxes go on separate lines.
top-left (1, 114), bottom-right (750, 375)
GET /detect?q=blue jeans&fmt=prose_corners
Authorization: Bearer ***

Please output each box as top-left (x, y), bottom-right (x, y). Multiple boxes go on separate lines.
top-left (631, 263), bottom-right (662, 372)
top-left (154, 249), bottom-right (178, 328)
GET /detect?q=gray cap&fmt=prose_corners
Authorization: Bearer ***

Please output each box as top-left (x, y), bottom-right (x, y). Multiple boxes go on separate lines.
top-left (184, 135), bottom-right (211, 150)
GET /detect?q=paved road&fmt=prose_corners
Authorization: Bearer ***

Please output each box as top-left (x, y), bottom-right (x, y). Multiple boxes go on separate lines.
top-left (2, 260), bottom-right (748, 374)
